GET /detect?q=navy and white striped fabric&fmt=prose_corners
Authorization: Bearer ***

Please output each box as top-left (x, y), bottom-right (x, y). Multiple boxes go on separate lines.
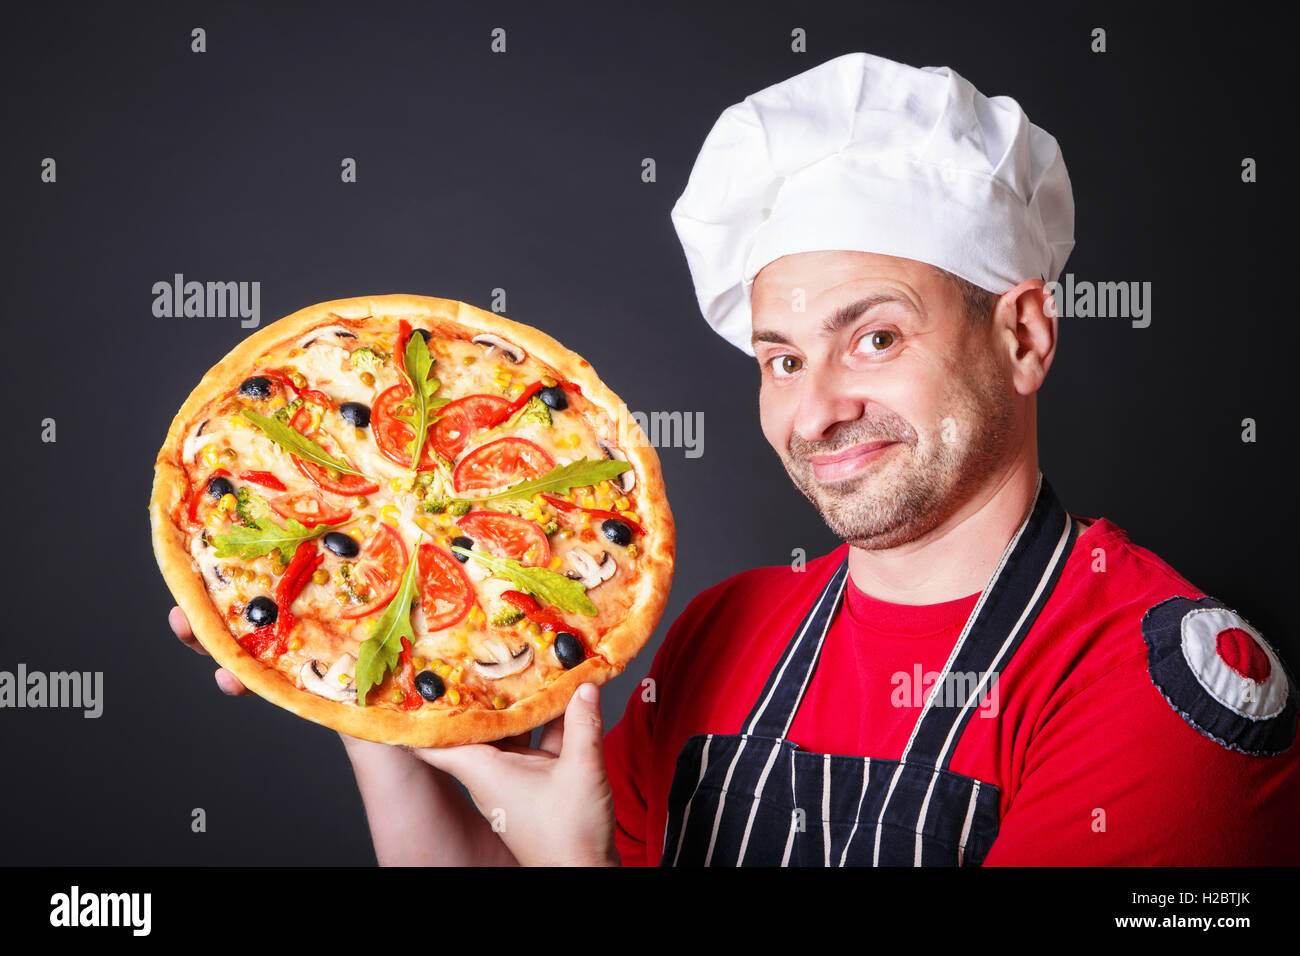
top-left (661, 474), bottom-right (1077, 867)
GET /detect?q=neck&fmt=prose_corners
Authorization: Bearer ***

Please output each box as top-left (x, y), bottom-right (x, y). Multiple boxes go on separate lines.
top-left (846, 448), bottom-right (1040, 606)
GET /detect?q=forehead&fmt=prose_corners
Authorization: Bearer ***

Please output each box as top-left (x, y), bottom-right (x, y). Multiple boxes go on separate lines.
top-left (754, 251), bottom-right (946, 329)
top-left (751, 250), bottom-right (942, 313)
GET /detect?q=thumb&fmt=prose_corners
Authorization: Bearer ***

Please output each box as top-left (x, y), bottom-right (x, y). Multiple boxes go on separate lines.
top-left (407, 743), bottom-right (502, 791)
top-left (559, 683), bottom-right (605, 769)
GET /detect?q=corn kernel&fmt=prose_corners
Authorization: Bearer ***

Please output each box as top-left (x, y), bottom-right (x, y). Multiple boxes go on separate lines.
top-left (541, 374), bottom-right (557, 387)
top-left (581, 494), bottom-right (596, 509)
top-left (200, 445), bottom-right (220, 468)
top-left (627, 543), bottom-right (639, 558)
top-left (434, 663), bottom-right (451, 678)
top-left (597, 496), bottom-right (613, 511)
top-left (381, 505), bottom-right (400, 525)
top-left (524, 621), bottom-right (542, 638)
top-left (287, 637), bottom-right (303, 651)
top-left (205, 512), bottom-right (224, 528)
top-left (493, 696), bottom-right (508, 710)
top-left (566, 434), bottom-right (580, 448)
top-left (532, 493), bottom-right (548, 507)
top-left (624, 512), bottom-right (641, 524)
top-left (256, 574), bottom-right (272, 589)
top-left (448, 688), bottom-right (461, 705)
top-left (615, 496), bottom-right (631, 511)
top-left (218, 493), bottom-right (237, 512)
top-left (338, 673), bottom-right (352, 685)
top-left (598, 480), bottom-right (613, 495)
top-left (311, 568), bottom-right (329, 585)
top-left (412, 656), bottom-right (426, 670)
top-left (450, 665), bottom-right (464, 683)
top-left (548, 555), bottom-right (563, 570)
top-left (290, 372), bottom-right (308, 389)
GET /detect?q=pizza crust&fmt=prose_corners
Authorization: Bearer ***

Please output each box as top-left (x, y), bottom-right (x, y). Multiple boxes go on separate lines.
top-left (150, 294), bottom-right (676, 747)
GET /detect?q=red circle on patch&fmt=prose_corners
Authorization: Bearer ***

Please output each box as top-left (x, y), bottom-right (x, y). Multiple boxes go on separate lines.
top-left (1215, 627), bottom-right (1271, 682)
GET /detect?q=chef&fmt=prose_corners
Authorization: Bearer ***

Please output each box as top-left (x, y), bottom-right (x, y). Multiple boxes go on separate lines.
top-left (170, 51), bottom-right (1300, 866)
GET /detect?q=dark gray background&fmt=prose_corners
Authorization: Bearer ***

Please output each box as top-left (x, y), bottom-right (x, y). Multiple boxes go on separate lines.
top-left (2, 1), bottom-right (1290, 864)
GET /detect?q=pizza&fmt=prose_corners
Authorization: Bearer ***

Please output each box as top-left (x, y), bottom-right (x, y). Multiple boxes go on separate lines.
top-left (149, 294), bottom-right (675, 747)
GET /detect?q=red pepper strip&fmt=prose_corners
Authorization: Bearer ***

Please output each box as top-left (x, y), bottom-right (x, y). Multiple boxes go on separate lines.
top-left (186, 468), bottom-right (232, 524)
top-left (259, 369), bottom-right (299, 397)
top-left (269, 541), bottom-right (324, 656)
top-left (397, 638), bottom-right (424, 710)
top-left (539, 493), bottom-right (644, 535)
top-left (397, 319), bottom-right (413, 363)
top-left (237, 470), bottom-right (287, 492)
top-left (500, 590), bottom-right (585, 638)
top-left (559, 380), bottom-right (582, 396)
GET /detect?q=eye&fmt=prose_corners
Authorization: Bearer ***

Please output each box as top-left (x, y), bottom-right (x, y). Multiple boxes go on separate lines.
top-left (769, 355), bottom-right (804, 379)
top-left (857, 329), bottom-right (897, 353)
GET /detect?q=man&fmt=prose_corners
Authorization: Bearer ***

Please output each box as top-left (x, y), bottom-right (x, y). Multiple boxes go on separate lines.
top-left (170, 52), bottom-right (1300, 865)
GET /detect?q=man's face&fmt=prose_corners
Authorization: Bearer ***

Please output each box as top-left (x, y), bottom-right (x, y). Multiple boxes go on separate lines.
top-left (751, 250), bottom-right (1019, 551)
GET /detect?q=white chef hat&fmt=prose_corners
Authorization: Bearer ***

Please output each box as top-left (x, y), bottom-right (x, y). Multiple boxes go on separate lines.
top-left (670, 52), bottom-right (1075, 356)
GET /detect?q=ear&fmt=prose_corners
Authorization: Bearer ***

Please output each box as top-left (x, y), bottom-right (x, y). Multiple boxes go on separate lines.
top-left (993, 279), bottom-right (1057, 396)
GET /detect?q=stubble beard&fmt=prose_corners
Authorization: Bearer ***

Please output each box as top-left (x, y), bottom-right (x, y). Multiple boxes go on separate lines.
top-left (782, 359), bottom-right (1017, 551)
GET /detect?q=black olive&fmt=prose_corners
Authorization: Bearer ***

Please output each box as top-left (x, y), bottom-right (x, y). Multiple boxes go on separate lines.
top-left (538, 386), bottom-right (568, 411)
top-left (450, 536), bottom-right (473, 561)
top-left (339, 402), bottom-right (371, 427)
top-left (415, 670), bottom-right (446, 701)
top-left (323, 532), bottom-right (360, 558)
top-left (245, 596), bottom-right (277, 627)
top-left (207, 476), bottom-right (235, 500)
top-left (600, 518), bottom-right (632, 547)
top-left (408, 328), bottom-right (432, 345)
top-left (553, 632), bottom-right (584, 669)
top-left (240, 376), bottom-right (272, 399)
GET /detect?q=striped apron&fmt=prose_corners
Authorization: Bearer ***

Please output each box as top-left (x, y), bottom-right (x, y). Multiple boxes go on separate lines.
top-left (660, 474), bottom-right (1077, 866)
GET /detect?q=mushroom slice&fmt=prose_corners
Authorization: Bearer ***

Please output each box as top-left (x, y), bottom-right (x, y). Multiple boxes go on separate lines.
top-left (471, 333), bottom-right (526, 364)
top-left (469, 636), bottom-right (534, 679)
top-left (598, 440), bottom-right (635, 493)
top-left (300, 653), bottom-right (358, 702)
top-left (565, 548), bottom-right (617, 589)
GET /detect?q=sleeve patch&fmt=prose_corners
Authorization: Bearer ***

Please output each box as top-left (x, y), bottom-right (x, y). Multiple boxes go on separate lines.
top-left (1142, 596), bottom-right (1298, 756)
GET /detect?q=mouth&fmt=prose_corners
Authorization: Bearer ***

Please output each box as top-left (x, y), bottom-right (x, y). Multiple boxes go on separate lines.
top-left (808, 441), bottom-right (899, 482)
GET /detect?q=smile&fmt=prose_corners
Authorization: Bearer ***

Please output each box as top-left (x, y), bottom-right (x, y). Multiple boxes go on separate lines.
top-left (808, 441), bottom-right (899, 482)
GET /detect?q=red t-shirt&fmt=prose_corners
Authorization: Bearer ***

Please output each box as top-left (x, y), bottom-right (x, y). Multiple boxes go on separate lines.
top-left (603, 516), bottom-right (1300, 865)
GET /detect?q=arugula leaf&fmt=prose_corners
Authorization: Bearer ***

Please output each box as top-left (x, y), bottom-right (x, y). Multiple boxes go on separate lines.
top-left (450, 457), bottom-right (631, 504)
top-left (354, 542), bottom-right (425, 705)
top-left (210, 516), bottom-right (344, 560)
top-left (452, 546), bottom-right (598, 616)
top-left (393, 333), bottom-right (451, 473)
top-left (240, 409), bottom-right (368, 478)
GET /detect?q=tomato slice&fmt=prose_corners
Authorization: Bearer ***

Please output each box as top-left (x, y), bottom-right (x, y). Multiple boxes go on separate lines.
top-left (453, 437), bottom-right (555, 495)
top-left (289, 407), bottom-right (380, 496)
top-left (269, 489), bottom-right (352, 528)
top-left (417, 543), bottom-right (474, 630)
top-left (339, 523), bottom-right (409, 620)
top-left (428, 394), bottom-right (512, 461)
top-left (371, 384), bottom-right (440, 471)
top-left (456, 510), bottom-right (551, 567)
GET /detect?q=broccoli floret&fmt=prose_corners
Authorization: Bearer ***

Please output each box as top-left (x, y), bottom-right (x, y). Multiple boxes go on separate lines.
top-left (514, 395), bottom-right (552, 428)
top-left (447, 500), bottom-right (472, 517)
top-left (349, 347), bottom-right (389, 374)
top-left (424, 499), bottom-right (449, 514)
top-left (272, 397), bottom-right (304, 424)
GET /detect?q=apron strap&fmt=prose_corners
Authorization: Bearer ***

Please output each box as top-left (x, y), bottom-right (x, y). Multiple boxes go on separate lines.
top-left (742, 558), bottom-right (851, 739)
top-left (899, 474), bottom-right (1076, 770)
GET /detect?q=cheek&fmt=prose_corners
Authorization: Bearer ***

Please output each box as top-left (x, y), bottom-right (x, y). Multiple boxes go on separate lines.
top-left (757, 384), bottom-right (790, 452)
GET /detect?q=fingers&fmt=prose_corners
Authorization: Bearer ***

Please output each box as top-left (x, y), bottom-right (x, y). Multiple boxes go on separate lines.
top-left (407, 743), bottom-right (504, 786)
top-left (169, 606), bottom-right (209, 656)
top-left (537, 715), bottom-right (564, 756)
top-left (214, 669), bottom-right (249, 696)
top-left (559, 683), bottom-right (605, 769)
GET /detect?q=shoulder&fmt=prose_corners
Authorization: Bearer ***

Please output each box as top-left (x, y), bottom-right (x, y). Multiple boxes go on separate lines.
top-left (1052, 517), bottom-right (1297, 757)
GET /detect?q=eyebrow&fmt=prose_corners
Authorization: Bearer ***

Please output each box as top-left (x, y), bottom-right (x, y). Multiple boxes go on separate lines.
top-left (751, 292), bottom-right (915, 348)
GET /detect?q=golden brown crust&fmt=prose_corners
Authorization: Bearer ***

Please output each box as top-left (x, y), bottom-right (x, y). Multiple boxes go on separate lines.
top-left (149, 295), bottom-right (675, 747)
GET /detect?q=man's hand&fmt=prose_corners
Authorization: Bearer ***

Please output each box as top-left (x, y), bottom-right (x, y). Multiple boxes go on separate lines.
top-left (168, 605), bottom-right (248, 695)
top-left (407, 683), bottom-right (620, 867)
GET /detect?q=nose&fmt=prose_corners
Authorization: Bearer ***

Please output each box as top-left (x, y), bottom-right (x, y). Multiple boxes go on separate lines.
top-left (791, 365), bottom-right (866, 444)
